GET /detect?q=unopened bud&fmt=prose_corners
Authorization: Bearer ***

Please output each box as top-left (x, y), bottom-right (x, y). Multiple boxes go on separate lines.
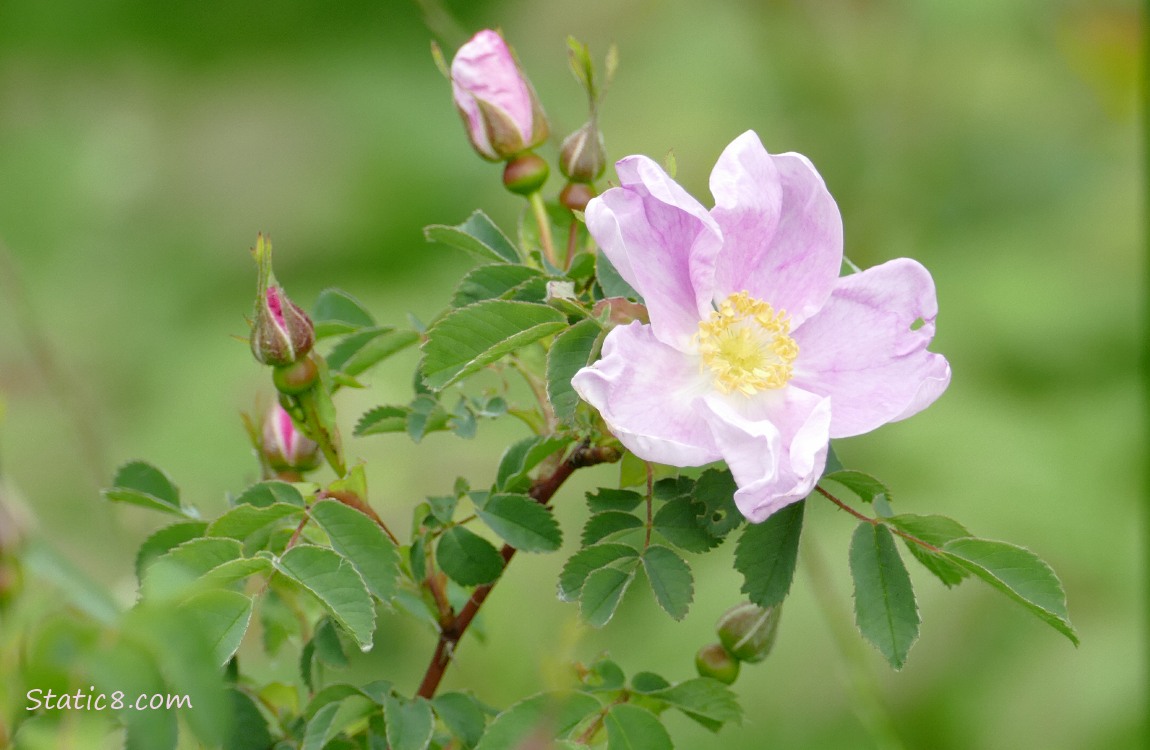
top-left (262, 403), bottom-right (321, 474)
top-left (716, 602), bottom-right (781, 663)
top-left (451, 30), bottom-right (549, 161)
top-left (695, 642), bottom-right (740, 684)
top-left (251, 285), bottom-right (315, 367)
top-left (502, 152), bottom-right (550, 196)
top-left (559, 121), bottom-right (606, 183)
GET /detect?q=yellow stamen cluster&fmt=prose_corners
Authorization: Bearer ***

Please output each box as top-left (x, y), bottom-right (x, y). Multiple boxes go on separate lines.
top-left (697, 291), bottom-right (798, 396)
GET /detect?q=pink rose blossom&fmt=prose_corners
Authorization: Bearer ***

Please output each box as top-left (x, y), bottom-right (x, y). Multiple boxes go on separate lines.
top-left (572, 131), bottom-right (950, 522)
top-left (451, 30), bottom-right (548, 161)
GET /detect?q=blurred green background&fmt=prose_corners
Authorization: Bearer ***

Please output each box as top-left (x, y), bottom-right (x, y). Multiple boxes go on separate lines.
top-left (0, 0), bottom-right (1143, 747)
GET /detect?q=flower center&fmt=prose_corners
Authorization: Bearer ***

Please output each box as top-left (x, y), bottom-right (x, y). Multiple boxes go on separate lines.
top-left (697, 291), bottom-right (798, 396)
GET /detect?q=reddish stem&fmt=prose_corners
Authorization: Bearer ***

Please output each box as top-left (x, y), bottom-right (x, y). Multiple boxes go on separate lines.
top-left (415, 443), bottom-right (620, 699)
top-left (815, 485), bottom-right (942, 553)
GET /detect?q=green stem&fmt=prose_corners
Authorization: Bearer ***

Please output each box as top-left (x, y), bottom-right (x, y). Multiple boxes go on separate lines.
top-left (296, 388), bottom-right (346, 477)
top-left (802, 536), bottom-right (905, 750)
top-left (529, 191), bottom-right (558, 268)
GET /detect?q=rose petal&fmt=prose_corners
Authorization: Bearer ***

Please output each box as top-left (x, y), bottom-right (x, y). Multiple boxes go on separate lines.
top-left (572, 321), bottom-right (720, 466)
top-left (703, 387), bottom-right (832, 523)
top-left (791, 258), bottom-right (951, 438)
top-left (709, 132), bottom-right (843, 325)
top-left (586, 156), bottom-right (722, 349)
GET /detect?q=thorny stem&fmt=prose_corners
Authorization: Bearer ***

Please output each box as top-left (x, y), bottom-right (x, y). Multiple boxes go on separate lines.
top-left (415, 442), bottom-right (621, 699)
top-left (529, 191), bottom-right (558, 268)
top-left (815, 485), bottom-right (940, 553)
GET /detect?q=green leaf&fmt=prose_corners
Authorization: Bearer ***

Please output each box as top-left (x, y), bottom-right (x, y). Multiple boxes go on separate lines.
top-left (312, 288), bottom-right (376, 338)
top-left (653, 497), bottom-right (719, 553)
top-left (629, 671), bottom-right (671, 693)
top-left (451, 264), bottom-right (545, 307)
top-left (384, 694), bottom-right (435, 750)
top-left (103, 460), bottom-right (192, 517)
top-left (494, 435), bottom-right (571, 493)
top-left (604, 704), bottom-right (672, 750)
top-left (225, 688), bottom-right (274, 750)
top-left (693, 468), bottom-right (743, 538)
top-left (207, 503), bottom-right (302, 542)
top-left (641, 545), bottom-right (694, 620)
top-left (648, 677), bottom-right (742, 731)
top-left (475, 493), bottom-right (562, 552)
top-left (181, 589), bottom-right (253, 666)
top-left (259, 588), bottom-right (297, 656)
top-left (310, 499), bottom-right (400, 602)
top-left (312, 617), bottom-right (348, 668)
top-left (582, 659), bottom-right (626, 692)
top-left (355, 405), bottom-right (409, 436)
top-left (421, 300), bottom-right (567, 390)
top-left (135, 521), bottom-right (207, 583)
top-left (301, 701), bottom-right (342, 750)
top-left (940, 537), bottom-right (1078, 644)
top-left (425, 210), bottom-right (520, 264)
top-left (586, 488), bottom-right (643, 513)
top-left (581, 565), bottom-right (637, 627)
top-left (558, 543), bottom-right (639, 602)
top-left (850, 523), bottom-right (920, 669)
top-left (140, 537), bottom-right (243, 599)
top-left (275, 545), bottom-right (376, 650)
top-left (406, 394), bottom-right (451, 442)
top-left (432, 692), bottom-right (488, 749)
top-left (327, 326), bottom-right (420, 377)
top-left (596, 253), bottom-right (641, 301)
top-left (582, 511), bottom-right (643, 546)
top-left (823, 470), bottom-right (891, 504)
top-left (437, 526), bottom-right (505, 587)
top-left (734, 500), bottom-right (805, 609)
top-left (546, 319), bottom-right (604, 424)
top-left (475, 692), bottom-right (601, 750)
top-left (233, 480), bottom-right (306, 508)
top-left (887, 514), bottom-right (972, 587)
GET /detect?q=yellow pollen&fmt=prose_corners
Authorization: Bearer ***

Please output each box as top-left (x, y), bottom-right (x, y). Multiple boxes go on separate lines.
top-left (697, 291), bottom-right (798, 396)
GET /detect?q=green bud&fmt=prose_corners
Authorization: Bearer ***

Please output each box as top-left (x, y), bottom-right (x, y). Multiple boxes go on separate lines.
top-left (695, 642), bottom-right (740, 684)
top-left (502, 152), bottom-right (550, 196)
top-left (716, 602), bottom-right (781, 663)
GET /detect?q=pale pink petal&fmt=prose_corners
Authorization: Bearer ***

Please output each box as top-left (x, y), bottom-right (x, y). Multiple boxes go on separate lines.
top-left (451, 30), bottom-right (534, 156)
top-left (572, 322), bottom-right (720, 466)
top-left (703, 387), bottom-right (832, 523)
top-left (791, 258), bottom-right (951, 438)
top-left (710, 132), bottom-right (843, 325)
top-left (586, 156), bottom-right (722, 350)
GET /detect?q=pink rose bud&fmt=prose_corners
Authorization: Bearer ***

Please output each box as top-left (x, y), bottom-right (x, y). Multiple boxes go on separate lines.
top-left (251, 285), bottom-right (315, 367)
top-left (451, 29), bottom-right (549, 161)
top-left (262, 404), bottom-right (321, 473)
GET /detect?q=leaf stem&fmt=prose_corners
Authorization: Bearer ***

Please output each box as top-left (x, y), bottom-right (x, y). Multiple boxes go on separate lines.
top-left (815, 485), bottom-right (941, 553)
top-left (529, 191), bottom-right (558, 268)
top-left (643, 462), bottom-right (653, 551)
top-left (414, 442), bottom-right (620, 699)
